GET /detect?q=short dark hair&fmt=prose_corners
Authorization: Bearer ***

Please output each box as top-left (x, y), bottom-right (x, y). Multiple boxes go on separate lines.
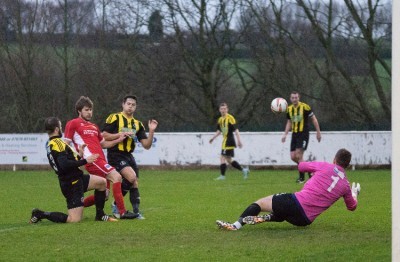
top-left (44, 117), bottom-right (61, 134)
top-left (335, 148), bottom-right (352, 168)
top-left (123, 95), bottom-right (137, 103)
top-left (219, 102), bottom-right (228, 108)
top-left (75, 96), bottom-right (93, 114)
top-left (291, 91), bottom-right (300, 96)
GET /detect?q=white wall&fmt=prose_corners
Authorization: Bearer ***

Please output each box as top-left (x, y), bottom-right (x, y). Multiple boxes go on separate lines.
top-left (0, 132), bottom-right (391, 166)
top-left (143, 131), bottom-right (391, 166)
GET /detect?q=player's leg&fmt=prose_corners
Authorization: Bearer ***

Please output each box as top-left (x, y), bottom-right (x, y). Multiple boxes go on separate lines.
top-left (226, 151), bottom-right (249, 179)
top-left (242, 194), bottom-right (289, 225)
top-left (216, 195), bottom-right (271, 230)
top-left (30, 179), bottom-right (84, 224)
top-left (119, 166), bottom-right (142, 217)
top-left (86, 175), bottom-right (116, 221)
top-left (30, 208), bottom-right (69, 223)
top-left (66, 207), bottom-right (84, 222)
top-left (106, 170), bottom-right (137, 219)
top-left (129, 157), bottom-right (143, 218)
top-left (65, 178), bottom-right (85, 222)
top-left (291, 134), bottom-right (305, 183)
top-left (215, 153), bottom-right (227, 180)
top-left (83, 163), bottom-right (108, 207)
top-left (294, 148), bottom-right (305, 183)
top-left (217, 194), bottom-right (288, 230)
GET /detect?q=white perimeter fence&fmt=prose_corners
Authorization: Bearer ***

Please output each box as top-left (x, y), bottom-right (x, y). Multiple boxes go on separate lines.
top-left (0, 131), bottom-right (391, 167)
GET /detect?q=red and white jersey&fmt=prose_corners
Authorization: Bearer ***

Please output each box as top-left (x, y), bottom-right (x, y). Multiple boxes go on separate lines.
top-left (64, 117), bottom-right (106, 160)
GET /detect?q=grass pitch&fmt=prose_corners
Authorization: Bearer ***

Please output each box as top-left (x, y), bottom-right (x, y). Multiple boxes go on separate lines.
top-left (0, 169), bottom-right (390, 261)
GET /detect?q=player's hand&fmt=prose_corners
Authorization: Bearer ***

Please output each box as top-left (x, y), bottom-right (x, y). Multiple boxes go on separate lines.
top-left (121, 131), bottom-right (134, 137)
top-left (281, 135), bottom-right (286, 143)
top-left (148, 119), bottom-right (158, 132)
top-left (86, 153), bottom-right (99, 164)
top-left (237, 141), bottom-right (243, 148)
top-left (119, 132), bottom-right (132, 140)
top-left (209, 138), bottom-right (214, 144)
top-left (116, 133), bottom-right (127, 142)
top-left (316, 132), bottom-right (322, 142)
top-left (78, 144), bottom-right (87, 158)
top-left (351, 182), bottom-right (361, 198)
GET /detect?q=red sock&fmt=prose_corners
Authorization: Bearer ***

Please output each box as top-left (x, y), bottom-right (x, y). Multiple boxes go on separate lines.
top-left (113, 182), bottom-right (126, 215)
top-left (84, 195), bottom-right (95, 207)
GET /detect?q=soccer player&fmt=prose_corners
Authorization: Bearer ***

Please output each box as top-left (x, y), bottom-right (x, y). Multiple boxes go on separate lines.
top-left (281, 91), bottom-right (322, 183)
top-left (102, 95), bottom-right (158, 219)
top-left (30, 117), bottom-right (117, 224)
top-left (209, 102), bottom-right (249, 180)
top-left (64, 96), bottom-right (137, 219)
top-left (216, 148), bottom-right (360, 231)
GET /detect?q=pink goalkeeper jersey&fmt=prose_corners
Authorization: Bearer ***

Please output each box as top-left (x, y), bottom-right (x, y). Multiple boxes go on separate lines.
top-left (64, 117), bottom-right (106, 160)
top-left (294, 161), bottom-right (357, 222)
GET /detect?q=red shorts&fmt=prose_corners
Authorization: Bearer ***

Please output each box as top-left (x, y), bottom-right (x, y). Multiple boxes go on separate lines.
top-left (85, 158), bottom-right (115, 178)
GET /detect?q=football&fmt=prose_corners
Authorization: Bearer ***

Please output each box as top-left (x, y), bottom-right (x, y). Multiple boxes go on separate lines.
top-left (271, 97), bottom-right (288, 113)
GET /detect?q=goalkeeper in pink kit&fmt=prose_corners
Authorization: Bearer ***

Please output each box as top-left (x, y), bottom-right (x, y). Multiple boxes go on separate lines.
top-left (216, 148), bottom-right (361, 230)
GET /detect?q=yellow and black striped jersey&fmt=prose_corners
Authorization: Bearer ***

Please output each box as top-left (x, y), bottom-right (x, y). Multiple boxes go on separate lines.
top-left (103, 112), bottom-right (147, 154)
top-left (286, 102), bottom-right (314, 133)
top-left (217, 113), bottom-right (237, 150)
top-left (46, 136), bottom-right (86, 182)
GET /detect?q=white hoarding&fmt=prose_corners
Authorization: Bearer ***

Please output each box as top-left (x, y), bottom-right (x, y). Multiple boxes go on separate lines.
top-left (0, 132), bottom-right (391, 166)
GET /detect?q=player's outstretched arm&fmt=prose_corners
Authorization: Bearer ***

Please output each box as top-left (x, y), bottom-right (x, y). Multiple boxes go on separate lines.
top-left (140, 119), bottom-right (158, 150)
top-left (351, 182), bottom-right (361, 199)
top-left (344, 182), bottom-right (360, 211)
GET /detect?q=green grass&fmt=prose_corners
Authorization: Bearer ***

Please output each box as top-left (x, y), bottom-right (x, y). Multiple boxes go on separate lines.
top-left (0, 169), bottom-right (390, 261)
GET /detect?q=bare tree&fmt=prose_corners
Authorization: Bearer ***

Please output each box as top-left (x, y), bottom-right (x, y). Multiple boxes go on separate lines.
top-left (343, 0), bottom-right (391, 119)
top-left (0, 0), bottom-right (53, 132)
top-left (158, 0), bottom-right (261, 129)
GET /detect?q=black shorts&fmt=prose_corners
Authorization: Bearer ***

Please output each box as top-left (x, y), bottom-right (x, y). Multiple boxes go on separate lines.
top-left (290, 132), bottom-right (309, 152)
top-left (107, 151), bottom-right (139, 178)
top-left (221, 149), bottom-right (234, 157)
top-left (272, 193), bottom-right (311, 226)
top-left (59, 175), bottom-right (90, 209)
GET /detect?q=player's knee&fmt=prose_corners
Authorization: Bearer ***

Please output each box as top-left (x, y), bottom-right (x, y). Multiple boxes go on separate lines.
top-left (125, 174), bottom-right (136, 184)
top-left (122, 179), bottom-right (133, 191)
top-left (67, 215), bottom-right (82, 223)
top-left (98, 178), bottom-right (107, 190)
top-left (108, 171), bottom-right (122, 183)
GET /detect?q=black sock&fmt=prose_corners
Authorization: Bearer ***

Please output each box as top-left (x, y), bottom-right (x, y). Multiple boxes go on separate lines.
top-left (130, 188), bottom-right (140, 214)
top-left (121, 179), bottom-right (133, 196)
top-left (220, 164), bottom-right (227, 176)
top-left (231, 161), bottom-right (243, 171)
top-left (299, 172), bottom-right (305, 180)
top-left (94, 190), bottom-right (106, 218)
top-left (43, 212), bottom-right (68, 223)
top-left (238, 203), bottom-right (261, 225)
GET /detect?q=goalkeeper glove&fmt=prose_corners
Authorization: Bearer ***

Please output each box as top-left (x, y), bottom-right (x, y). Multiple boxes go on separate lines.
top-left (351, 182), bottom-right (361, 198)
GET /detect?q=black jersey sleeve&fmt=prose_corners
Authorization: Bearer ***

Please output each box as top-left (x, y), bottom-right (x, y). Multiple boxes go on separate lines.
top-left (136, 122), bottom-right (148, 141)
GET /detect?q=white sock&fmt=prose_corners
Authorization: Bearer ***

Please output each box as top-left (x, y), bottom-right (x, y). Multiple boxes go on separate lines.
top-left (233, 221), bottom-right (242, 229)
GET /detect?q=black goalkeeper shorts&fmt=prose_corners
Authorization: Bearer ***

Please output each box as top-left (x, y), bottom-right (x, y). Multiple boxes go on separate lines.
top-left (272, 193), bottom-right (311, 226)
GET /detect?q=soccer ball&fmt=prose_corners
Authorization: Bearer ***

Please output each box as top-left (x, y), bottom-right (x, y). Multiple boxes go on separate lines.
top-left (271, 97), bottom-right (288, 113)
